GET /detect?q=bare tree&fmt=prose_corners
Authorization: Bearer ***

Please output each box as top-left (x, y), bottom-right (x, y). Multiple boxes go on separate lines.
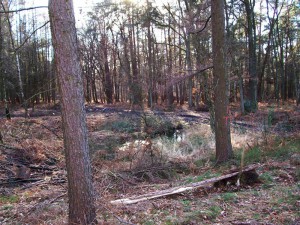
top-left (243, 0), bottom-right (258, 112)
top-left (48, 0), bottom-right (96, 224)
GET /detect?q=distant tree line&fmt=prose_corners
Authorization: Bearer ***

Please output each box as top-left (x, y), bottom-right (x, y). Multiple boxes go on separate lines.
top-left (0, 0), bottom-right (299, 113)
top-left (0, 0), bottom-right (54, 113)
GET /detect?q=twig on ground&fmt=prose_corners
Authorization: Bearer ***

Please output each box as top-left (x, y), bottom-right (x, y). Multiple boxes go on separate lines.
top-left (25, 192), bottom-right (67, 216)
top-left (0, 178), bottom-right (43, 186)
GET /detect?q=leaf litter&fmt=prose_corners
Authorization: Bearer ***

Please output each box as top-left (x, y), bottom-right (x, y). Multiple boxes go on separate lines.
top-left (0, 103), bottom-right (299, 224)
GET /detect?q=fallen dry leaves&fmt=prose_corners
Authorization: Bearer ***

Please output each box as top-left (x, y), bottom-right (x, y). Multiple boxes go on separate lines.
top-left (0, 103), bottom-right (299, 224)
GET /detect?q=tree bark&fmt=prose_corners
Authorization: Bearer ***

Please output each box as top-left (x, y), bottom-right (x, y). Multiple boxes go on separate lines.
top-left (48, 1), bottom-right (96, 224)
top-left (166, 17), bottom-right (174, 109)
top-left (211, 0), bottom-right (233, 163)
top-left (128, 14), bottom-right (142, 106)
top-left (102, 35), bottom-right (113, 104)
top-left (244, 0), bottom-right (257, 112)
top-left (147, 1), bottom-right (153, 109)
top-left (239, 63), bottom-right (245, 115)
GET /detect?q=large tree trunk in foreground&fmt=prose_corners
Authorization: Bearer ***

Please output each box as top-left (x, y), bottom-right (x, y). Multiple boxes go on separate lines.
top-left (48, 0), bottom-right (96, 224)
top-left (211, 0), bottom-right (233, 163)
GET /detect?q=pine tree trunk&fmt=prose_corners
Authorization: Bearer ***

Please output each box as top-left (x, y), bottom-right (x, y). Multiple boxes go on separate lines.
top-left (211, 0), bottom-right (233, 163)
top-left (48, 1), bottom-right (96, 224)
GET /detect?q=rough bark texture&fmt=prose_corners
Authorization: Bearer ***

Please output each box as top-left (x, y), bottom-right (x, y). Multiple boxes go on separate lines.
top-left (48, 0), bottom-right (96, 224)
top-left (211, 0), bottom-right (233, 163)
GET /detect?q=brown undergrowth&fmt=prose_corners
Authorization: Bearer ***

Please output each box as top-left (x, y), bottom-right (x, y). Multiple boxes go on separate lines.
top-left (0, 103), bottom-right (299, 224)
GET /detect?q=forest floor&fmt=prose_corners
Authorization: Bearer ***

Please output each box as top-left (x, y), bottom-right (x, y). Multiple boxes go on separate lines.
top-left (0, 102), bottom-right (299, 225)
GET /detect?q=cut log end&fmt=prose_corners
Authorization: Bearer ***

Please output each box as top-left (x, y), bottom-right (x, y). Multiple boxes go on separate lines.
top-left (213, 169), bottom-right (259, 188)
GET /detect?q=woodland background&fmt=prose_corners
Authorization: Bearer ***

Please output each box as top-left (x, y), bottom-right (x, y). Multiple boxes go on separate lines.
top-left (0, 0), bottom-right (300, 224)
top-left (0, 0), bottom-right (299, 111)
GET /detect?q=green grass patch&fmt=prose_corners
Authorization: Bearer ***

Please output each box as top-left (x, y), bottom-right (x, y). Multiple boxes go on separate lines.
top-left (253, 213), bottom-right (261, 220)
top-left (234, 146), bottom-right (262, 165)
top-left (1, 204), bottom-right (14, 211)
top-left (260, 172), bottom-right (274, 184)
top-left (181, 199), bottom-right (191, 212)
top-left (143, 115), bottom-right (176, 138)
top-left (102, 119), bottom-right (137, 133)
top-left (144, 220), bottom-right (155, 225)
top-left (264, 139), bottom-right (300, 160)
top-left (195, 171), bottom-right (221, 182)
top-left (184, 171), bottom-right (221, 184)
top-left (200, 205), bottom-right (222, 220)
top-left (244, 146), bottom-right (262, 163)
top-left (234, 138), bottom-right (300, 165)
top-left (221, 192), bottom-right (237, 202)
top-left (278, 188), bottom-right (300, 206)
top-left (183, 210), bottom-right (203, 223)
top-left (181, 199), bottom-right (191, 207)
top-left (260, 172), bottom-right (275, 189)
top-left (184, 177), bottom-right (194, 184)
top-left (0, 195), bottom-right (19, 204)
top-left (194, 158), bottom-right (207, 167)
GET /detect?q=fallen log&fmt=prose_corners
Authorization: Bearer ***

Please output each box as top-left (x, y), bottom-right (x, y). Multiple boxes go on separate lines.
top-left (110, 164), bottom-right (260, 205)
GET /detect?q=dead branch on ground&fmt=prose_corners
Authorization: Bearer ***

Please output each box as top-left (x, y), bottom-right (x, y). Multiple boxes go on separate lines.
top-left (111, 164), bottom-right (261, 205)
